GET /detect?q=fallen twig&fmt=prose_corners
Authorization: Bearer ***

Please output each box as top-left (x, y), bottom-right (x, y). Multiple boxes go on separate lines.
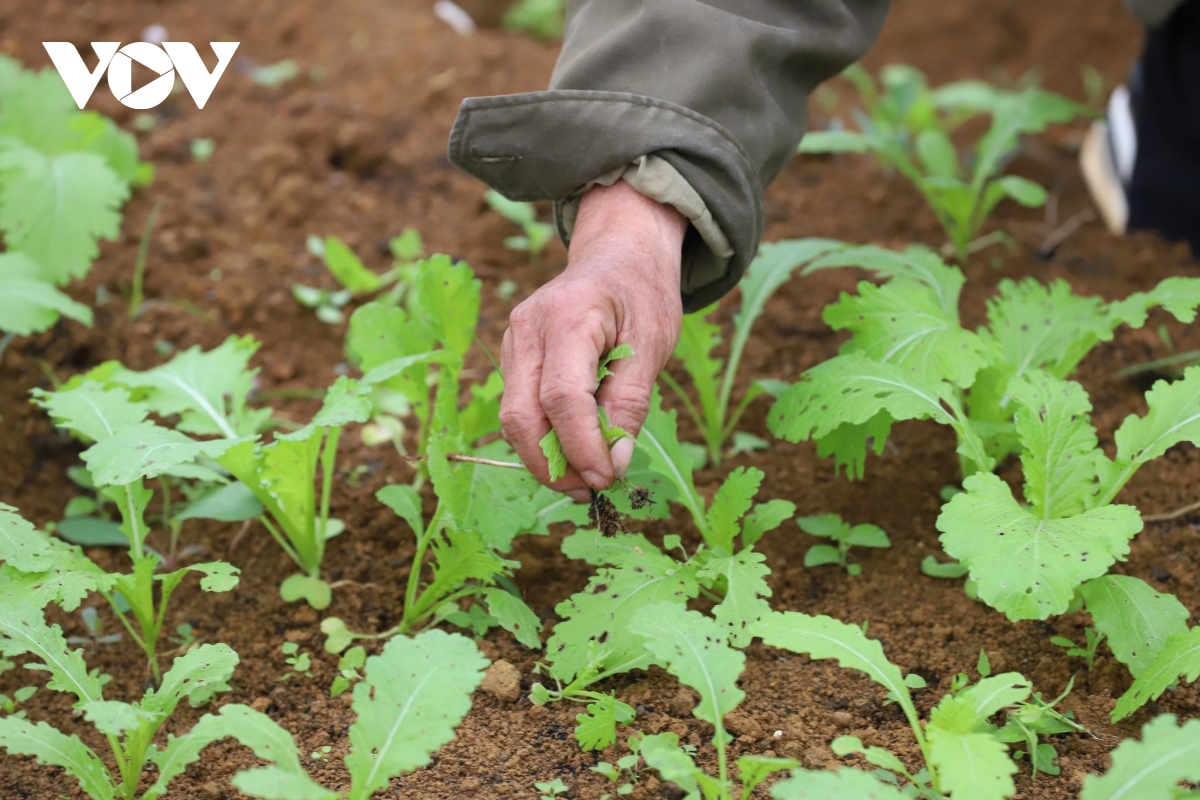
top-left (1144, 498), bottom-right (1200, 523)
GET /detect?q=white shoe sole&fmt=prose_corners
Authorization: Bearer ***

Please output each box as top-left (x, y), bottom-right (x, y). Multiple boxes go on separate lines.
top-left (1081, 119), bottom-right (1130, 234)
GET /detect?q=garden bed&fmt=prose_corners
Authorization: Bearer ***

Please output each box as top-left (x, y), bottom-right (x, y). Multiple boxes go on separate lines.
top-left (2, 0), bottom-right (1198, 798)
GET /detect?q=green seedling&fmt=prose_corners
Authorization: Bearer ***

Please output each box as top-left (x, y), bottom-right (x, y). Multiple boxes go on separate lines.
top-left (280, 642), bottom-right (313, 681)
top-left (154, 630), bottom-right (487, 800)
top-left (2, 448), bottom-right (239, 685)
top-left (752, 610), bottom-right (1081, 799)
top-left (591, 750), bottom-right (641, 798)
top-left (797, 513), bottom-right (890, 576)
top-left (311, 744), bottom-right (334, 761)
top-left (799, 64), bottom-right (1087, 261)
top-left (504, 0), bottom-right (564, 40)
top-left (170, 623), bottom-right (197, 649)
top-left (660, 239), bottom-right (842, 465)
top-left (536, 777), bottom-right (570, 799)
top-left (293, 231), bottom-right (424, 323)
top-left (0, 54), bottom-right (151, 341)
top-left (485, 190), bottom-right (555, 265)
top-left (251, 59), bottom-right (300, 87)
top-left (65, 606), bottom-right (123, 652)
top-left (0, 604), bottom-right (238, 800)
top-left (768, 243), bottom-right (1200, 711)
top-left (330, 645), bottom-right (366, 698)
top-left (532, 388), bottom-right (796, 750)
top-left (189, 137), bottom-right (214, 162)
top-left (1051, 628), bottom-right (1105, 671)
top-left (322, 258), bottom-right (585, 650)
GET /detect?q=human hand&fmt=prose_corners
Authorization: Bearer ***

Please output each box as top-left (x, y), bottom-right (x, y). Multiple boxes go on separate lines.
top-left (500, 181), bottom-right (687, 500)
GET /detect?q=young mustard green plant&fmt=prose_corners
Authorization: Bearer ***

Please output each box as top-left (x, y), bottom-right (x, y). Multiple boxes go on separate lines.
top-left (293, 230), bottom-right (424, 324)
top-left (150, 630), bottom-right (487, 800)
top-left (659, 239), bottom-right (842, 465)
top-left (768, 242), bottom-right (1200, 716)
top-left (754, 610), bottom-right (1082, 800)
top-left (532, 387), bottom-right (796, 749)
top-left (0, 603), bottom-right (238, 800)
top-left (799, 65), bottom-right (1087, 261)
top-left (0, 54), bottom-right (152, 340)
top-left (797, 513), bottom-right (890, 576)
top-left (485, 189), bottom-right (555, 265)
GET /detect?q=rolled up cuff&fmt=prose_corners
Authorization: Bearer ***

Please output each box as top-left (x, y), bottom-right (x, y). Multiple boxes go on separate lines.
top-left (448, 90), bottom-right (762, 312)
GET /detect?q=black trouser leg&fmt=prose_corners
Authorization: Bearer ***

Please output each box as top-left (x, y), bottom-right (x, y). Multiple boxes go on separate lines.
top-left (1127, 0), bottom-right (1200, 253)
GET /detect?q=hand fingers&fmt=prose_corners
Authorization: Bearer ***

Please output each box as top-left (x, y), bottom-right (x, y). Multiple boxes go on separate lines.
top-left (539, 313), bottom-right (615, 491)
top-left (500, 314), bottom-right (590, 499)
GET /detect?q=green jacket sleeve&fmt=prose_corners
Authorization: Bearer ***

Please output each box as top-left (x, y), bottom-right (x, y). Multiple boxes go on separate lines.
top-left (448, 0), bottom-right (890, 311)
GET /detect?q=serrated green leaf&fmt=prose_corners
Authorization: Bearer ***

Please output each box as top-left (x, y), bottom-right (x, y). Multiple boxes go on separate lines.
top-left (937, 472), bottom-right (1142, 621)
top-left (982, 278), bottom-right (1113, 380)
top-left (824, 279), bottom-right (987, 388)
top-left (482, 587), bottom-right (542, 649)
top-left (141, 643), bottom-right (238, 717)
top-left (278, 376), bottom-right (373, 441)
top-left (1081, 714), bottom-right (1200, 799)
top-left (705, 466), bottom-right (763, 553)
top-left (147, 703), bottom-right (317, 800)
top-left (630, 604), bottom-right (744, 736)
top-left (0, 145), bottom-right (128, 284)
top-left (234, 766), bottom-right (340, 800)
top-left (575, 693), bottom-right (636, 751)
top-left (956, 674), bottom-right (1031, 720)
top-left (0, 534), bottom-right (114, 612)
top-left (0, 604), bottom-right (104, 705)
top-left (1100, 368), bottom-right (1200, 505)
top-left (769, 352), bottom-right (992, 473)
top-left (540, 430), bottom-right (568, 482)
top-left (0, 717), bottom-right (113, 800)
top-left (927, 705), bottom-right (1017, 800)
top-left (754, 611), bottom-right (917, 727)
top-left (346, 301), bottom-right (434, 413)
top-left (424, 528), bottom-right (512, 614)
top-left (815, 414), bottom-right (894, 480)
top-left (1111, 277), bottom-right (1200, 328)
top-left (1081, 576), bottom-right (1189, 677)
top-left (33, 381), bottom-right (148, 442)
top-left (410, 254), bottom-right (481, 357)
top-left (174, 481), bottom-right (264, 523)
top-left (345, 629), bottom-right (487, 800)
top-left (1011, 371), bottom-right (1104, 518)
top-left (547, 557), bottom-right (699, 684)
top-left (0, 502), bottom-right (53, 572)
top-left (804, 244), bottom-right (965, 318)
top-left (80, 699), bottom-right (153, 736)
top-left (323, 236), bottom-right (382, 293)
top-left (742, 500), bottom-right (796, 547)
top-left (0, 259), bottom-right (93, 335)
top-left (1113, 628), bottom-right (1200, 721)
top-left (700, 550), bottom-right (772, 647)
top-left (171, 561), bottom-right (240, 593)
top-left (84, 423), bottom-right (243, 486)
top-left (672, 306), bottom-right (723, 427)
top-left (738, 755), bottom-right (801, 795)
top-left (638, 733), bottom-right (704, 797)
top-left (112, 335), bottom-right (266, 438)
top-left (771, 767), bottom-right (908, 799)
top-left (0, 61), bottom-right (79, 150)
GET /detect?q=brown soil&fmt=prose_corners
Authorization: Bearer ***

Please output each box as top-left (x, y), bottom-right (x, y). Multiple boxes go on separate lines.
top-left (1, 1), bottom-right (1197, 799)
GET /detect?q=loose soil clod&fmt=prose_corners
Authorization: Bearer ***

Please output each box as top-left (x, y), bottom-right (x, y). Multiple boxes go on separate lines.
top-left (589, 490), bottom-right (628, 537)
top-left (626, 483), bottom-right (653, 510)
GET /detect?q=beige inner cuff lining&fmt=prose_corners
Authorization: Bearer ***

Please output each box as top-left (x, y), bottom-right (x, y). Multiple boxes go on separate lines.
top-left (557, 155), bottom-right (734, 294)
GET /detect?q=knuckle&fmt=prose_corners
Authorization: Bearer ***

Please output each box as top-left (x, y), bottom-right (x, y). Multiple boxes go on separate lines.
top-left (539, 380), bottom-right (582, 417)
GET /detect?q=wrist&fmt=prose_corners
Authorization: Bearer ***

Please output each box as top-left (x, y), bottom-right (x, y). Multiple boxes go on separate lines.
top-left (570, 181), bottom-right (688, 275)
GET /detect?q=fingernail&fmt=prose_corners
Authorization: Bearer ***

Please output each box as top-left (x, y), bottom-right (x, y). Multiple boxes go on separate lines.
top-left (611, 438), bottom-right (634, 479)
top-left (582, 469), bottom-right (610, 490)
top-left (567, 489), bottom-right (591, 503)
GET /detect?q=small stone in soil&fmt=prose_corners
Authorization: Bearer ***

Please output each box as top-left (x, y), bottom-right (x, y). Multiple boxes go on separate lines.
top-left (589, 491), bottom-right (628, 537)
top-left (480, 659), bottom-right (522, 703)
